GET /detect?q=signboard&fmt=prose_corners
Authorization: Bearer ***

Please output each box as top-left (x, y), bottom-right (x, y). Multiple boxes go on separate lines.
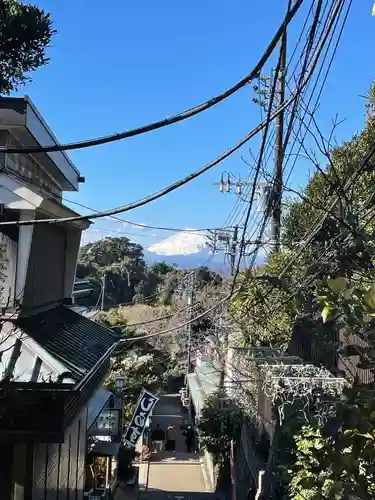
top-left (89, 409), bottom-right (120, 436)
top-left (123, 389), bottom-right (159, 447)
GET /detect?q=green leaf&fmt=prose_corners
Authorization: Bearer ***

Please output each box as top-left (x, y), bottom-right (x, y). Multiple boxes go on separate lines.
top-left (343, 287), bottom-right (354, 300)
top-left (363, 283), bottom-right (375, 309)
top-left (322, 305), bottom-right (331, 323)
top-left (305, 263), bottom-right (330, 277)
top-left (327, 277), bottom-right (348, 294)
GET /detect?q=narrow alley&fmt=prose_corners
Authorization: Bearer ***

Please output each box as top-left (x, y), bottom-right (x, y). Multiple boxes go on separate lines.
top-left (139, 394), bottom-right (219, 500)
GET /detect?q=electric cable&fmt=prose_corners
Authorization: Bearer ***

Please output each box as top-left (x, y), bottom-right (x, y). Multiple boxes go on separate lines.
top-left (0, 5), bottom-right (343, 230)
top-left (231, 0), bottom-right (301, 289)
top-left (283, 0), bottom-right (351, 191)
top-left (223, 0), bottom-right (343, 284)
top-left (0, 1), bottom-right (305, 156)
top-left (0, 93), bottom-right (320, 228)
top-left (245, 0), bottom-right (351, 283)
top-left (119, 288), bottom-right (238, 342)
top-left (234, 132), bottom-right (375, 329)
top-left (224, 0), bottom-right (328, 234)
top-left (63, 198), bottom-right (235, 234)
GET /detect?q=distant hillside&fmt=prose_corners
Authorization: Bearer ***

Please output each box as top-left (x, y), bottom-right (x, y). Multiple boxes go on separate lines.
top-left (75, 236), bottom-right (225, 309)
top-left (143, 250), bottom-right (229, 275)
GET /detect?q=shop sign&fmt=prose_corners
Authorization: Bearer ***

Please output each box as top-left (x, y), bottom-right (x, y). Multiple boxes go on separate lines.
top-left (91, 409), bottom-right (120, 436)
top-left (123, 389), bottom-right (158, 447)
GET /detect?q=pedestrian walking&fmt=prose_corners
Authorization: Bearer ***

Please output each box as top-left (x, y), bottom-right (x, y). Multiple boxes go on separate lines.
top-left (151, 424), bottom-right (165, 453)
top-left (182, 425), bottom-right (195, 453)
top-left (165, 423), bottom-right (178, 452)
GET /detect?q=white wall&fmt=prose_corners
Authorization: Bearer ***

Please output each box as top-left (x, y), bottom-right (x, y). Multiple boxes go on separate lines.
top-left (0, 322), bottom-right (70, 383)
top-left (15, 210), bottom-right (35, 304)
top-left (64, 227), bottom-right (82, 300)
top-left (0, 232), bottom-right (17, 308)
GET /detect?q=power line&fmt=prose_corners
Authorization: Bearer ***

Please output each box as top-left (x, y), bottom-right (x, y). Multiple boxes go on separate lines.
top-left (227, 0), bottom-right (354, 323)
top-left (218, 0), bottom-right (292, 390)
top-left (224, 0), bottom-right (328, 236)
top-left (231, 0), bottom-right (312, 288)
top-left (0, 105), bottom-right (298, 227)
top-left (0, 17), bottom-right (343, 230)
top-left (0, 104), bottom-right (309, 228)
top-left (84, 226), bottom-right (187, 240)
top-left (94, 251), bottom-right (216, 310)
top-left (239, 0), bottom-right (330, 259)
top-left (283, 0), bottom-right (350, 191)
top-left (235, 131), bottom-right (375, 328)
top-left (242, 0), bottom-right (347, 283)
top-left (0, 1), bottom-right (304, 156)
top-left (64, 198), bottom-right (235, 234)
top-left (120, 288), bottom-right (238, 342)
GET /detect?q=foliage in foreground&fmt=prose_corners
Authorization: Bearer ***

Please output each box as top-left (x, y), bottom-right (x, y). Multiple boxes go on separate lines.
top-left (230, 84), bottom-right (375, 351)
top-left (0, 0), bottom-right (55, 94)
top-left (228, 84), bottom-right (375, 498)
top-left (288, 275), bottom-right (375, 499)
top-left (198, 393), bottom-right (240, 459)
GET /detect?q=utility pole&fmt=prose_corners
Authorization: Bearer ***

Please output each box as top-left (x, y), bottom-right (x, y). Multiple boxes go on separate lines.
top-left (272, 31), bottom-right (287, 252)
top-left (101, 273), bottom-right (106, 311)
top-left (186, 272), bottom-right (195, 376)
top-left (229, 226), bottom-right (238, 276)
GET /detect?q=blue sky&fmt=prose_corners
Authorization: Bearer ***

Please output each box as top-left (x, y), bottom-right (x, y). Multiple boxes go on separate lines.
top-left (16, 1), bottom-right (375, 249)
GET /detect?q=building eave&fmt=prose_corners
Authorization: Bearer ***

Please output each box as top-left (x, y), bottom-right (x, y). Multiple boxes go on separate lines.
top-left (0, 96), bottom-right (81, 191)
top-left (0, 172), bottom-right (90, 229)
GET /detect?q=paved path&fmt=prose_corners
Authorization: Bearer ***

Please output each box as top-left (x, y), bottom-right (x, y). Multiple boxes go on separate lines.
top-left (139, 394), bottom-right (219, 500)
top-left (151, 393), bottom-right (190, 453)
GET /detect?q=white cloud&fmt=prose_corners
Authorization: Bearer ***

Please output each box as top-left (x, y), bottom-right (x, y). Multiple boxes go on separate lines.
top-left (148, 229), bottom-right (209, 256)
top-left (130, 222), bottom-right (148, 231)
top-left (80, 228), bottom-right (109, 246)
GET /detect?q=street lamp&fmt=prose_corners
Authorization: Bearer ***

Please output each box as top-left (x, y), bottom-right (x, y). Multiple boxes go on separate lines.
top-left (114, 376), bottom-right (125, 390)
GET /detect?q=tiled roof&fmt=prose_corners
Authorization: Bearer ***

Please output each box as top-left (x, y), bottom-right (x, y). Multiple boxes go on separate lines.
top-left (17, 305), bottom-right (119, 380)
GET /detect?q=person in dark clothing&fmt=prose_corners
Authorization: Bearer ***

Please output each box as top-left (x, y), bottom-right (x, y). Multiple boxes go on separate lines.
top-left (165, 424), bottom-right (177, 452)
top-left (183, 426), bottom-right (195, 453)
top-left (151, 424), bottom-right (165, 453)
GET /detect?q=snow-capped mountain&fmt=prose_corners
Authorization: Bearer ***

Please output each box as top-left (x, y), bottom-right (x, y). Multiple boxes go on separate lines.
top-left (145, 229), bottom-right (230, 271)
top-left (145, 229), bottom-right (266, 272)
top-left (148, 230), bottom-right (209, 256)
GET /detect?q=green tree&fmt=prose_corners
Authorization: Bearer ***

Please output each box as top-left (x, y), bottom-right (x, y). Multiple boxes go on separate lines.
top-left (0, 0), bottom-right (55, 94)
top-left (149, 261), bottom-right (178, 277)
top-left (282, 84), bottom-right (375, 252)
top-left (104, 320), bottom-right (183, 421)
top-left (229, 251), bottom-right (296, 349)
top-left (289, 276), bottom-right (375, 499)
top-left (226, 81), bottom-right (375, 498)
top-left (198, 393), bottom-right (240, 459)
top-left (78, 237), bottom-right (147, 305)
top-left (198, 393), bottom-right (241, 488)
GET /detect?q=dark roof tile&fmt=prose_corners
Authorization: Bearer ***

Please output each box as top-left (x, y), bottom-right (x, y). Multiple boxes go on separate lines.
top-left (17, 305), bottom-right (119, 380)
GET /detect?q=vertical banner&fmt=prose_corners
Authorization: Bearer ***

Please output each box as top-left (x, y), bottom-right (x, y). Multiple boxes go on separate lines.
top-left (123, 389), bottom-right (159, 447)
